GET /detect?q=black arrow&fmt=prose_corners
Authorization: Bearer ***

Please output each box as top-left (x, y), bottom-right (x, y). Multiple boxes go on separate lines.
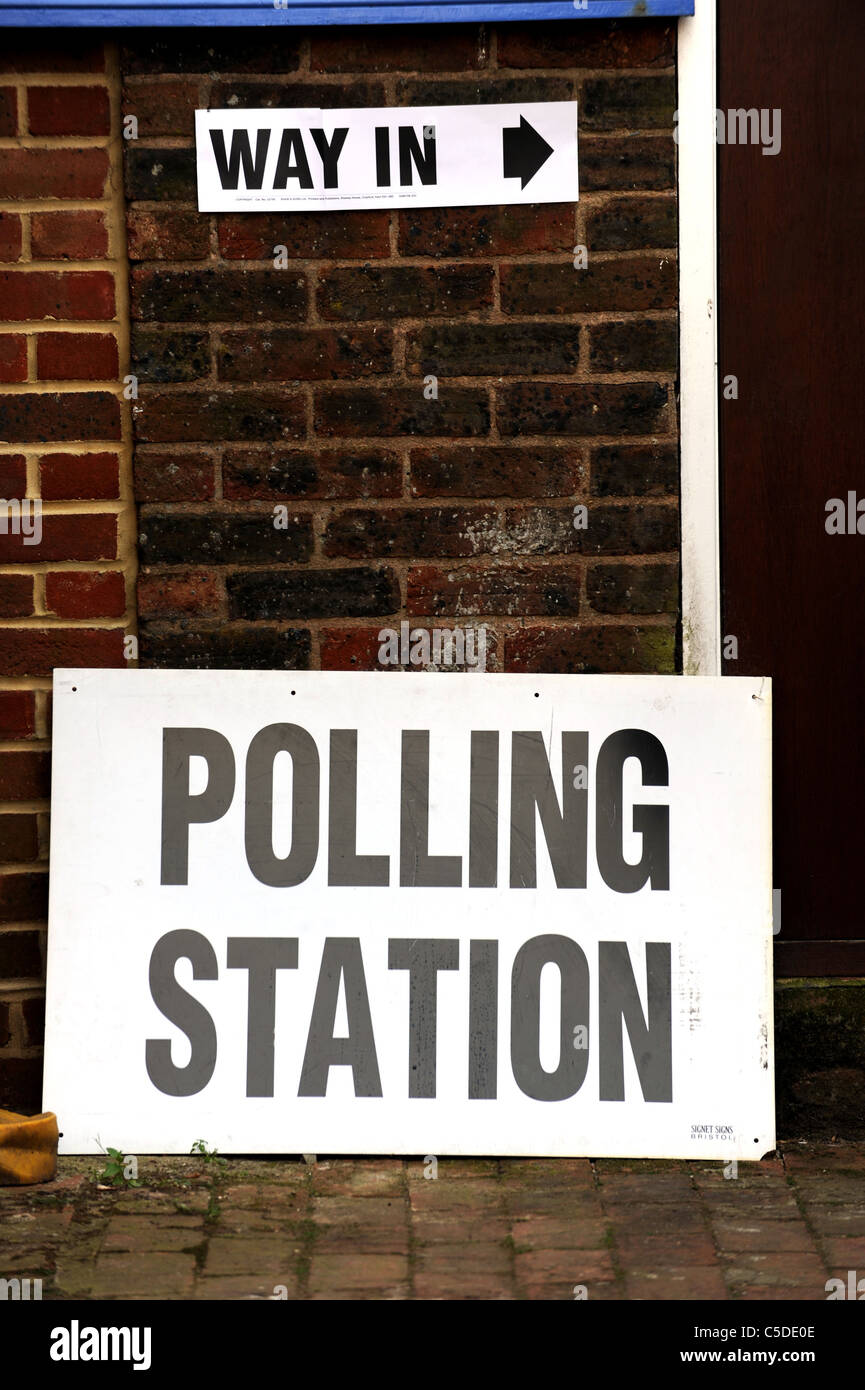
top-left (502, 115), bottom-right (554, 189)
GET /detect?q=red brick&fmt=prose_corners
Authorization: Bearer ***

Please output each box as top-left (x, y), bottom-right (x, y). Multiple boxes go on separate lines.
top-left (131, 266), bottom-right (305, 324)
top-left (218, 212), bottom-right (390, 262)
top-left (313, 387), bottom-right (489, 440)
top-left (122, 78), bottom-right (200, 137)
top-left (500, 256), bottom-right (676, 315)
top-left (0, 38), bottom-right (105, 74)
top-left (625, 1266), bottom-right (727, 1300)
top-left (0, 271), bottom-right (115, 322)
top-left (309, 26), bottom-right (482, 72)
top-left (36, 332), bottom-right (118, 382)
top-left (0, 575), bottom-right (34, 618)
top-left (318, 625), bottom-right (500, 674)
top-left (0, 872), bottom-right (48, 923)
top-left (22, 995), bottom-right (44, 1046)
top-left (409, 446), bottom-right (584, 499)
top-left (0, 149), bottom-right (109, 200)
top-left (320, 626), bottom-right (394, 672)
top-left (27, 84), bottom-right (111, 136)
top-left (0, 455), bottom-right (26, 496)
top-left (317, 265), bottom-right (492, 322)
top-left (137, 570), bottom-right (222, 620)
top-left (0, 213), bottom-right (22, 263)
top-left (0, 335), bottom-right (27, 384)
top-left (0, 1055), bottom-right (44, 1112)
top-left (398, 204), bottom-right (572, 259)
top-left (0, 692), bottom-right (36, 739)
top-left (506, 624), bottom-right (675, 675)
top-left (0, 930), bottom-right (43, 979)
top-left (133, 450), bottom-right (215, 502)
top-left (0, 514), bottom-right (116, 563)
top-left (39, 452), bottom-right (120, 500)
top-left (0, 752), bottom-right (50, 800)
top-left (723, 1252), bottom-right (827, 1288)
top-left (0, 815), bottom-right (39, 863)
top-left (31, 210), bottom-right (109, 261)
top-left (127, 209), bottom-right (209, 262)
top-left (223, 448), bottom-right (400, 502)
top-left (713, 1220), bottom-right (818, 1253)
top-left (497, 21), bottom-right (675, 70)
top-left (323, 506), bottom-right (498, 559)
top-left (408, 562), bottom-right (582, 618)
top-left (0, 87), bottom-right (17, 136)
top-left (45, 571), bottom-right (126, 619)
top-left (580, 135), bottom-right (675, 193)
top-left (218, 328), bottom-right (393, 382)
top-left (135, 390), bottom-right (305, 445)
top-left (0, 628), bottom-right (125, 677)
top-left (0, 393), bottom-right (121, 446)
top-left (737, 1285), bottom-right (825, 1302)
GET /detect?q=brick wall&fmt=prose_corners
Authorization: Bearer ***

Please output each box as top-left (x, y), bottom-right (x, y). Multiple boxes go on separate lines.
top-left (124, 21), bottom-right (680, 677)
top-left (0, 19), bottom-right (680, 1113)
top-left (0, 37), bottom-right (135, 1111)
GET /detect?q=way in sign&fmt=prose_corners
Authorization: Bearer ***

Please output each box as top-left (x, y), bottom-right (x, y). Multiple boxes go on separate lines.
top-left (195, 102), bottom-right (579, 214)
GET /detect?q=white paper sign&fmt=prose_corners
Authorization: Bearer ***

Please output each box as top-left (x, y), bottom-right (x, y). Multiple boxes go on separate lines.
top-left (195, 102), bottom-right (578, 211)
top-left (44, 670), bottom-right (773, 1159)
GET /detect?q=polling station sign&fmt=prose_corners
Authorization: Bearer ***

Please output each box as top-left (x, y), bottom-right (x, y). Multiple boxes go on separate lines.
top-left (195, 103), bottom-right (578, 212)
top-left (44, 671), bottom-right (774, 1159)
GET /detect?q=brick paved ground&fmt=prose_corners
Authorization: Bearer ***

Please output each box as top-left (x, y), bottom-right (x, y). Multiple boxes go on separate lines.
top-left (1, 1143), bottom-right (863, 1300)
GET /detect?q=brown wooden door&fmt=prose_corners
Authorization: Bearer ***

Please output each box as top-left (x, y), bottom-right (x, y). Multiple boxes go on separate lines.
top-left (718, 0), bottom-right (865, 975)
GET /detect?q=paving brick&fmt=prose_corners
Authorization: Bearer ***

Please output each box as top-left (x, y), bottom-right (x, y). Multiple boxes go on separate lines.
top-left (605, 1203), bottom-right (708, 1233)
top-left (413, 1269), bottom-right (515, 1300)
top-left (411, 1216), bottom-right (511, 1245)
top-left (822, 1237), bottom-right (865, 1265)
top-left (502, 1161), bottom-right (597, 1190)
top-left (802, 1202), bottom-right (865, 1234)
top-left (515, 1249), bottom-right (615, 1285)
top-left (409, 1180), bottom-right (504, 1213)
top-left (712, 1220), bottom-right (819, 1253)
top-left (625, 1266), bottom-right (728, 1300)
top-left (87, 1252), bottom-right (196, 1298)
top-left (737, 1285), bottom-right (826, 1301)
top-left (307, 1253), bottom-right (409, 1296)
top-left (313, 1161), bottom-right (405, 1196)
top-left (316, 1225), bottom-right (410, 1253)
top-left (216, 1208), bottom-right (302, 1236)
top-left (416, 1242), bottom-right (511, 1272)
top-left (781, 1142), bottom-right (865, 1173)
top-left (598, 1173), bottom-right (696, 1202)
top-left (510, 1217), bottom-right (610, 1251)
top-left (101, 1216), bottom-right (204, 1253)
top-left (407, 1158), bottom-right (499, 1182)
top-left (722, 1253), bottom-right (827, 1288)
top-left (793, 1175), bottom-right (865, 1203)
top-left (312, 1195), bottom-right (406, 1226)
top-left (614, 1234), bottom-right (719, 1266)
top-left (204, 1237), bottom-right (296, 1277)
top-left (193, 1274), bottom-right (299, 1299)
top-left (216, 1182), bottom-right (305, 1211)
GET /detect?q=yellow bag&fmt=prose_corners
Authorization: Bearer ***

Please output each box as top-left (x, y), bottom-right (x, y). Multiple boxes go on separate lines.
top-left (0, 1108), bottom-right (59, 1185)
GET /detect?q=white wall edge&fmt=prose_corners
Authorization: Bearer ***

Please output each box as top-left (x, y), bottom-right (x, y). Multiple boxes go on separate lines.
top-left (677, 0), bottom-right (721, 676)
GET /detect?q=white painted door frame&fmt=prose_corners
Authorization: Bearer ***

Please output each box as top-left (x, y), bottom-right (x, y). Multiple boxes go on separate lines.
top-left (677, 0), bottom-right (721, 675)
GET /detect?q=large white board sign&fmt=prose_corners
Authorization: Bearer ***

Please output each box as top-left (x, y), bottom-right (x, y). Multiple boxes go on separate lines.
top-left (44, 670), bottom-right (773, 1158)
top-left (195, 102), bottom-right (578, 211)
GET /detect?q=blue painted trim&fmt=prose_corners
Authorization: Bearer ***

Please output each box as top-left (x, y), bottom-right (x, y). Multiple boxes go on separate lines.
top-left (0, 0), bottom-right (693, 27)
